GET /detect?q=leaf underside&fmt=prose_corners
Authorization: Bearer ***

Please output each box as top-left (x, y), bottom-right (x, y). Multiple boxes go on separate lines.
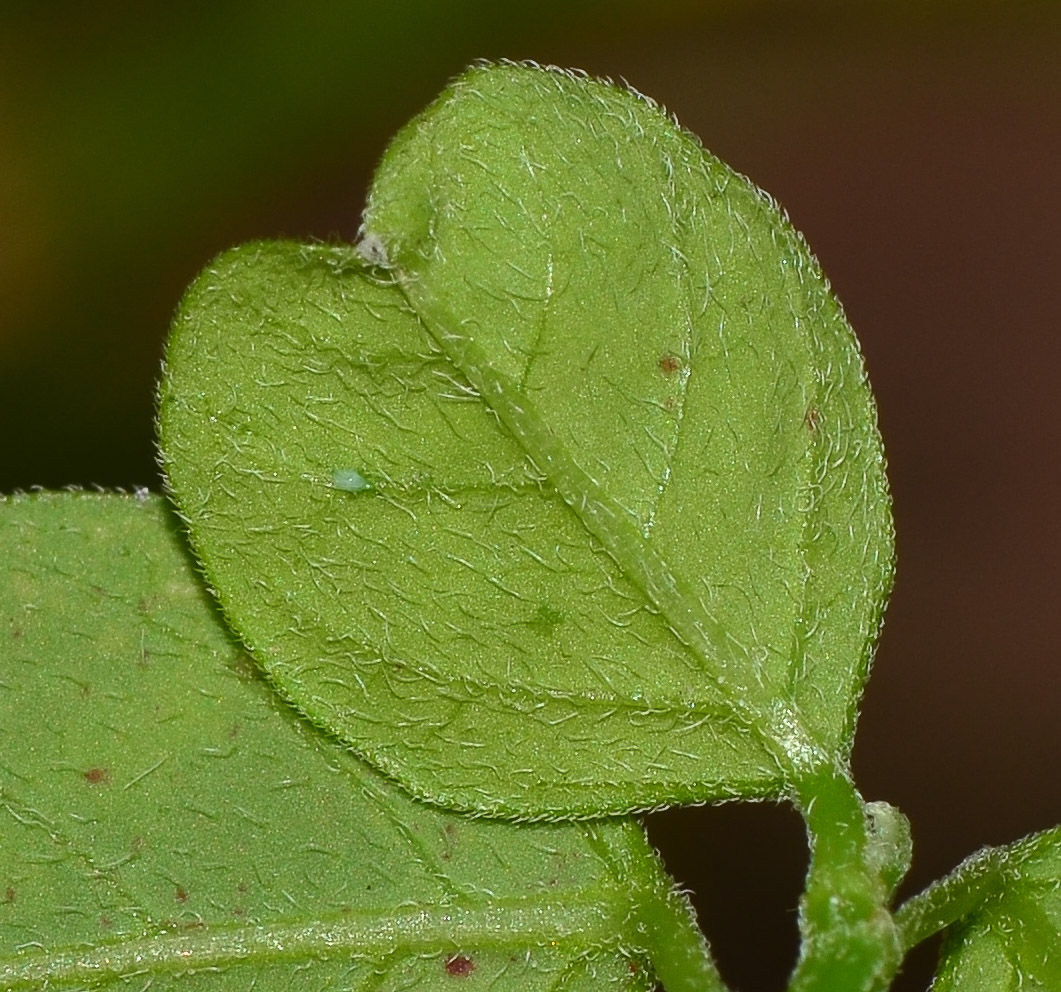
top-left (0, 492), bottom-right (668, 990)
top-left (159, 62), bottom-right (894, 817)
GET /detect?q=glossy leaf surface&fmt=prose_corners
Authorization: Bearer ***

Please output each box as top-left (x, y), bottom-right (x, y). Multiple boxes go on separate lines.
top-left (160, 63), bottom-right (893, 816)
top-left (928, 827), bottom-right (1061, 991)
top-left (0, 492), bottom-right (681, 990)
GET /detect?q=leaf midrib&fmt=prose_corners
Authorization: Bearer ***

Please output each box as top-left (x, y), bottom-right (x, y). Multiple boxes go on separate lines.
top-left (392, 273), bottom-right (821, 782)
top-left (0, 890), bottom-right (628, 990)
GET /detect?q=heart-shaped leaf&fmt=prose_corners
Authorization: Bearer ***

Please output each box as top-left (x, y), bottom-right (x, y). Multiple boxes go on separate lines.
top-left (1, 492), bottom-right (707, 990)
top-left (928, 827), bottom-right (1061, 991)
top-left (159, 62), bottom-right (892, 817)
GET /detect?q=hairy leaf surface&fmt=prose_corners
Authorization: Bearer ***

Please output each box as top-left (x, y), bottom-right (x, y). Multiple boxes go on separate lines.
top-left (160, 63), bottom-right (893, 817)
top-left (0, 492), bottom-right (682, 990)
top-left (929, 827), bottom-right (1061, 992)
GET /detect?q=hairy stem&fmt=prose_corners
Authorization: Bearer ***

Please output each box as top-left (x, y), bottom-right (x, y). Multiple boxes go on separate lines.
top-left (786, 766), bottom-right (902, 992)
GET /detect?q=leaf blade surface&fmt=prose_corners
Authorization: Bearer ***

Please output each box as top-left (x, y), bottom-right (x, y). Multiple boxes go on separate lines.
top-left (0, 492), bottom-right (671, 990)
top-left (159, 242), bottom-right (777, 815)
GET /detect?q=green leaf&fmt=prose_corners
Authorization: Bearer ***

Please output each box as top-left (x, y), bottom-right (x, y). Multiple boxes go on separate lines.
top-left (159, 62), bottom-right (892, 817)
top-left (927, 827), bottom-right (1061, 992)
top-left (0, 491), bottom-right (709, 991)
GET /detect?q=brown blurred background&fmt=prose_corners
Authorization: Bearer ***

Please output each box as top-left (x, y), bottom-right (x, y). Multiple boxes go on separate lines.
top-left (2, 3), bottom-right (1059, 989)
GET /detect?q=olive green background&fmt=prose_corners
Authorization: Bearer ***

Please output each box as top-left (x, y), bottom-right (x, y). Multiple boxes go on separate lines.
top-left (3, 4), bottom-right (1059, 989)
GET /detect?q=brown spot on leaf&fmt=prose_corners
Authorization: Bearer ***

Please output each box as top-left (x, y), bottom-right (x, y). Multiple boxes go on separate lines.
top-left (444, 954), bottom-right (475, 977)
top-left (3, 887), bottom-right (15, 904)
top-left (657, 354), bottom-right (681, 375)
top-left (83, 767), bottom-right (109, 785)
top-left (175, 885), bottom-right (188, 903)
top-left (99, 915), bottom-right (113, 928)
top-left (804, 408), bottom-right (820, 432)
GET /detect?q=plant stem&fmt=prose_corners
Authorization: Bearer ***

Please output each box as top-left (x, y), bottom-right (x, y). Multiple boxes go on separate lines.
top-left (786, 766), bottom-right (902, 992)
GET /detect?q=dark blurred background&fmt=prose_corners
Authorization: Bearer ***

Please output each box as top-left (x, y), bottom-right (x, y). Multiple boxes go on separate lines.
top-left (3, 3), bottom-right (1059, 989)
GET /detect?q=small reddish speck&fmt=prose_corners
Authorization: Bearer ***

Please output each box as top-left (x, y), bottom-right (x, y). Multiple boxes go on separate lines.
top-left (804, 408), bottom-right (820, 432)
top-left (175, 885), bottom-right (189, 903)
top-left (657, 354), bottom-right (681, 375)
top-left (83, 767), bottom-right (108, 785)
top-left (3, 888), bottom-right (15, 904)
top-left (444, 954), bottom-right (475, 977)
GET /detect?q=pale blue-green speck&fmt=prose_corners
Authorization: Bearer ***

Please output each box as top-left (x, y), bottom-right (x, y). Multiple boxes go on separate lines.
top-left (332, 468), bottom-right (372, 493)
